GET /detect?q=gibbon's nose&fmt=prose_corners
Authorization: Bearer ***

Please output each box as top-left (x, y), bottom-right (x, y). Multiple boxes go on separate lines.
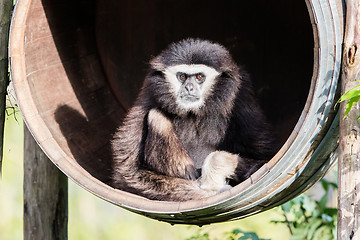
top-left (185, 82), bottom-right (194, 93)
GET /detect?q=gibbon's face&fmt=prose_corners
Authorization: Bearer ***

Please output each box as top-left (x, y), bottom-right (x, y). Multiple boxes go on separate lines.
top-left (163, 64), bottom-right (220, 112)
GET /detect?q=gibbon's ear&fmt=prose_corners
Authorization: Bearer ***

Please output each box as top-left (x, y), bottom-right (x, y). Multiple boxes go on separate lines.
top-left (150, 56), bottom-right (166, 72)
top-left (219, 71), bottom-right (232, 79)
top-left (150, 70), bottom-right (164, 78)
top-left (219, 71), bottom-right (240, 83)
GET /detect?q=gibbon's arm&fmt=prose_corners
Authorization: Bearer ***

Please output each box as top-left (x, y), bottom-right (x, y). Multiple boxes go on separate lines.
top-left (144, 109), bottom-right (199, 180)
top-left (145, 109), bottom-right (243, 197)
top-left (145, 110), bottom-right (241, 195)
top-left (112, 106), bottom-right (211, 201)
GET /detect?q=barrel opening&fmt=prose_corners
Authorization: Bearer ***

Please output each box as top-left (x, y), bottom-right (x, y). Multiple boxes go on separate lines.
top-left (25, 0), bottom-right (313, 191)
top-left (96, 0), bottom-right (314, 150)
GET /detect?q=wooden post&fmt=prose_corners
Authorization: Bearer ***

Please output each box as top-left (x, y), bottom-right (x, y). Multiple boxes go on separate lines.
top-left (338, 0), bottom-right (360, 239)
top-left (24, 127), bottom-right (68, 240)
top-left (0, 0), bottom-right (12, 177)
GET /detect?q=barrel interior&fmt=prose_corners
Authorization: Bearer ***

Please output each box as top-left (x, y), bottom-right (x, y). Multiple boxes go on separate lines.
top-left (23, 0), bottom-right (313, 190)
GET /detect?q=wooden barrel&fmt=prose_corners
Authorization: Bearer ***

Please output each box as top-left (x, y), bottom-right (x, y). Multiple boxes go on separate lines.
top-left (10, 0), bottom-right (344, 225)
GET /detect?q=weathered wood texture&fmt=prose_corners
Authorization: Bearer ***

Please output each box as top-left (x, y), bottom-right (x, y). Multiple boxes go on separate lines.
top-left (338, 0), bottom-right (360, 239)
top-left (0, 0), bottom-right (12, 177)
top-left (9, 0), bottom-right (343, 225)
top-left (24, 126), bottom-right (68, 240)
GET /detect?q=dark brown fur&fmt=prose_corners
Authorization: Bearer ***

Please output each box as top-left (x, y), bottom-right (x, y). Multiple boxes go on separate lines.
top-left (111, 39), bottom-right (276, 201)
top-left (112, 105), bottom-right (209, 200)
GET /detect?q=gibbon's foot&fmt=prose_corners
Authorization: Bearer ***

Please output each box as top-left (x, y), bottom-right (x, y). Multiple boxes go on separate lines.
top-left (199, 151), bottom-right (239, 193)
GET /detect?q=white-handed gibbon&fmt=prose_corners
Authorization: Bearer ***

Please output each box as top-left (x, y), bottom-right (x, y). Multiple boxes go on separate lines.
top-left (111, 39), bottom-right (275, 201)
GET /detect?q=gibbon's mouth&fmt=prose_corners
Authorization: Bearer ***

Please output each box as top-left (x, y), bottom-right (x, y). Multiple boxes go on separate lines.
top-left (179, 95), bottom-right (200, 103)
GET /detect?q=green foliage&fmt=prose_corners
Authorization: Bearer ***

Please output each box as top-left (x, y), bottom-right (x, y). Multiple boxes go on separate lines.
top-left (186, 177), bottom-right (337, 240)
top-left (185, 229), bottom-right (210, 240)
top-left (335, 83), bottom-right (360, 119)
top-left (226, 229), bottom-right (270, 240)
top-left (274, 179), bottom-right (337, 240)
top-left (186, 226), bottom-right (270, 240)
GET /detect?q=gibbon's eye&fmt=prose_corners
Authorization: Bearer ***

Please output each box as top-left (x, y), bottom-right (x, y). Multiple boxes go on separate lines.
top-left (195, 73), bottom-right (205, 83)
top-left (177, 73), bottom-right (187, 82)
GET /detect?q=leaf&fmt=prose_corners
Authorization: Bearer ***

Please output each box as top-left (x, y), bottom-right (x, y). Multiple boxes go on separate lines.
top-left (320, 179), bottom-right (337, 193)
top-left (231, 229), bottom-right (270, 240)
top-left (316, 194), bottom-right (328, 212)
top-left (237, 232), bottom-right (258, 240)
top-left (307, 219), bottom-right (322, 240)
top-left (281, 202), bottom-right (292, 212)
top-left (290, 227), bottom-right (307, 240)
top-left (335, 83), bottom-right (360, 119)
top-left (337, 88), bottom-right (360, 103)
top-left (344, 95), bottom-right (360, 118)
top-left (312, 225), bottom-right (334, 240)
top-left (294, 208), bottom-right (305, 222)
top-left (336, 83), bottom-right (360, 106)
top-left (292, 196), bottom-right (304, 206)
top-left (232, 229), bottom-right (242, 235)
top-left (324, 208), bottom-right (338, 218)
top-left (321, 179), bottom-right (329, 192)
top-left (329, 182), bottom-right (338, 189)
top-left (303, 195), bottom-right (316, 214)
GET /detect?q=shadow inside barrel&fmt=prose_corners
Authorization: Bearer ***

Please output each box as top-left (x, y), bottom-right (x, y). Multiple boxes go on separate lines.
top-left (40, 0), bottom-right (124, 184)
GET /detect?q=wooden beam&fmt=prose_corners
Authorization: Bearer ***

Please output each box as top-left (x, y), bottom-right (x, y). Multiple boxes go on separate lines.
top-left (23, 126), bottom-right (68, 240)
top-left (338, 0), bottom-right (360, 239)
top-left (0, 0), bottom-right (12, 178)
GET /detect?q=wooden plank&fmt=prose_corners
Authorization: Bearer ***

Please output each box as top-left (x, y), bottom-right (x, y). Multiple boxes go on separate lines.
top-left (338, 0), bottom-right (360, 239)
top-left (0, 0), bottom-right (12, 178)
top-left (23, 126), bottom-right (68, 240)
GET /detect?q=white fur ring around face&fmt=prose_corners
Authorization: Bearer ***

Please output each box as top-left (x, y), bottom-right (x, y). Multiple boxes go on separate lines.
top-left (199, 151), bottom-right (239, 193)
